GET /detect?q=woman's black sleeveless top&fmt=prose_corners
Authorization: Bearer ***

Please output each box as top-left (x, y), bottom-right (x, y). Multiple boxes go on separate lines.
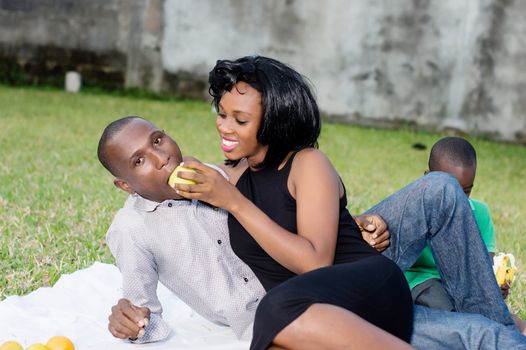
top-left (228, 152), bottom-right (378, 291)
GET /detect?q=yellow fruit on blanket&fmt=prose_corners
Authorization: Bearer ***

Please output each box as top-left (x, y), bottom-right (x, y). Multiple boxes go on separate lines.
top-left (0, 341), bottom-right (23, 350)
top-left (46, 336), bottom-right (74, 350)
top-left (168, 165), bottom-right (197, 187)
top-left (25, 344), bottom-right (49, 350)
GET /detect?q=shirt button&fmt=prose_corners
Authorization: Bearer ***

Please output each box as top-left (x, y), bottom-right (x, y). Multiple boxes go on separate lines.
top-left (217, 239), bottom-right (222, 244)
top-left (243, 277), bottom-right (249, 283)
top-left (168, 202), bottom-right (173, 207)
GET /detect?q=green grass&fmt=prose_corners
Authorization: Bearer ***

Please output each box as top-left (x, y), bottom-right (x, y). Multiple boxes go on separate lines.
top-left (0, 85), bottom-right (525, 318)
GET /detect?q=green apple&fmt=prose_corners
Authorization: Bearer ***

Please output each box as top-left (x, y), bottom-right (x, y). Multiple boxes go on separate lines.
top-left (168, 165), bottom-right (197, 187)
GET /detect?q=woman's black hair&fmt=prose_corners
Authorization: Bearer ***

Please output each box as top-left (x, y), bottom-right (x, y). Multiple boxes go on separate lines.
top-left (208, 55), bottom-right (320, 168)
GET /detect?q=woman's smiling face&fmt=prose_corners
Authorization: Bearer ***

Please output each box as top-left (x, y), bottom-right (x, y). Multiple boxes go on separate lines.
top-left (215, 81), bottom-right (268, 168)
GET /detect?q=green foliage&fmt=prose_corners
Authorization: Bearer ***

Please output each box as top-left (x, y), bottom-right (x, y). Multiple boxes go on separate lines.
top-left (0, 86), bottom-right (524, 318)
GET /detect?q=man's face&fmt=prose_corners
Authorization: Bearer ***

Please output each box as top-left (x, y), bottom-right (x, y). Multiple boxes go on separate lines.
top-left (107, 118), bottom-right (183, 202)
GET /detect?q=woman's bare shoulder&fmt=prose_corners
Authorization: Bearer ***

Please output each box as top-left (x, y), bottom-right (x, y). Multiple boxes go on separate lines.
top-left (290, 148), bottom-right (342, 194)
top-left (293, 148), bottom-right (332, 167)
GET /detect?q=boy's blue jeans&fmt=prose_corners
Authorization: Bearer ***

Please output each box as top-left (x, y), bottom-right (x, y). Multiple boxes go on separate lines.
top-left (412, 306), bottom-right (526, 349)
top-left (366, 172), bottom-right (525, 347)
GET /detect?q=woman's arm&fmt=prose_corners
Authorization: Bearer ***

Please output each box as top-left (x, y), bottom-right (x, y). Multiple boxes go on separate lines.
top-left (176, 149), bottom-right (341, 274)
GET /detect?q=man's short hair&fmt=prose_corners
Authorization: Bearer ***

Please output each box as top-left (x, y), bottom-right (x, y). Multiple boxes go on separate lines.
top-left (97, 116), bottom-right (141, 176)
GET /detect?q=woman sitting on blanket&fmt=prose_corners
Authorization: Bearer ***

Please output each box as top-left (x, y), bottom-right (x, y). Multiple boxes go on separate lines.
top-left (178, 56), bottom-right (415, 350)
top-left (176, 55), bottom-right (517, 350)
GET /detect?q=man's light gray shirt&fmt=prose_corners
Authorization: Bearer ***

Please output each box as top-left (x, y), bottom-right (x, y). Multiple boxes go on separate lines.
top-left (106, 190), bottom-right (265, 343)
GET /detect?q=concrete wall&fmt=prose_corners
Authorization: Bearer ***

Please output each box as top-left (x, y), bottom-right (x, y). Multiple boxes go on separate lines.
top-left (0, 0), bottom-right (164, 90)
top-left (1, 0), bottom-right (525, 143)
top-left (0, 0), bottom-right (123, 88)
top-left (161, 0), bottom-right (526, 143)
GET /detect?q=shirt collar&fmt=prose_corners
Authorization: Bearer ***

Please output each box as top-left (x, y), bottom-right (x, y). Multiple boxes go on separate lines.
top-left (131, 194), bottom-right (162, 212)
top-left (129, 193), bottom-right (194, 212)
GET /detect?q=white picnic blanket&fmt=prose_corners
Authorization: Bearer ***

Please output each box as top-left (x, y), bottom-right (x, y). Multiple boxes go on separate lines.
top-left (0, 262), bottom-right (249, 349)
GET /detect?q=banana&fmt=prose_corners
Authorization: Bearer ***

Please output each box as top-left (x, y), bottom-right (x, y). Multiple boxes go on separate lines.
top-left (505, 265), bottom-right (517, 286)
top-left (495, 255), bottom-right (509, 286)
top-left (493, 253), bottom-right (517, 287)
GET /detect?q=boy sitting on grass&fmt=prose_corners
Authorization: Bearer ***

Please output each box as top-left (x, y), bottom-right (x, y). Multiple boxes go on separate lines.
top-left (404, 136), bottom-right (525, 333)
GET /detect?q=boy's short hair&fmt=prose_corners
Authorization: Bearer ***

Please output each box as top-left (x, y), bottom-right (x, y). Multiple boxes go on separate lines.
top-left (97, 116), bottom-right (142, 176)
top-left (428, 137), bottom-right (477, 170)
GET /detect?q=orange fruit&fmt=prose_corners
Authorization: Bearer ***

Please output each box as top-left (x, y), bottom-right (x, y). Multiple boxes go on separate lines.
top-left (45, 337), bottom-right (74, 350)
top-left (25, 344), bottom-right (49, 350)
top-left (0, 341), bottom-right (23, 350)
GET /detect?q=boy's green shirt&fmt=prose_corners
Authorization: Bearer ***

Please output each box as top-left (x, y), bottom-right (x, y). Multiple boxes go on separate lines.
top-left (404, 198), bottom-right (496, 290)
